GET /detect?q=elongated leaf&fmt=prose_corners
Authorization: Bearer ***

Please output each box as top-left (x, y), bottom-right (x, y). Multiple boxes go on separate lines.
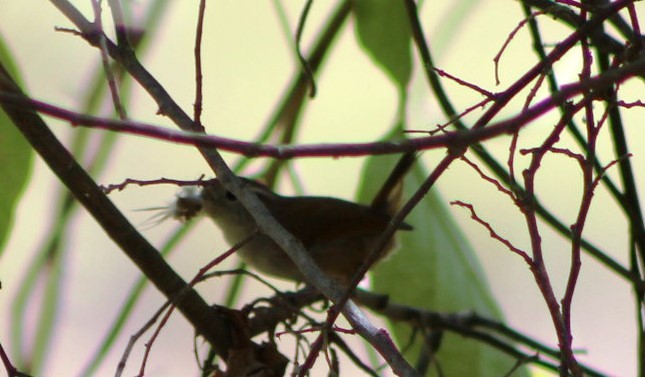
top-left (352, 0), bottom-right (412, 90)
top-left (357, 153), bottom-right (528, 377)
top-left (0, 34), bottom-right (33, 256)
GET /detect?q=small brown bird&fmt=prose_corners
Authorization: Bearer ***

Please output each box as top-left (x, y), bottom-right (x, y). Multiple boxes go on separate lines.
top-left (185, 153), bottom-right (415, 283)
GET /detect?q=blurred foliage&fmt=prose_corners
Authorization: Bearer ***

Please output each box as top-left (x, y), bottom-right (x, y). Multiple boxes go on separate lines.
top-left (0, 34), bottom-right (33, 256)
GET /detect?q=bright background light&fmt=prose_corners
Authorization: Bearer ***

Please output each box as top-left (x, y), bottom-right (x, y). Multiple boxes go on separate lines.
top-left (1, 1), bottom-right (643, 376)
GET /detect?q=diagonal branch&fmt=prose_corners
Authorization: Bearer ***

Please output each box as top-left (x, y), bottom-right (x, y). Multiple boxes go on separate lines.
top-left (0, 59), bottom-right (235, 359)
top-left (45, 1), bottom-right (419, 374)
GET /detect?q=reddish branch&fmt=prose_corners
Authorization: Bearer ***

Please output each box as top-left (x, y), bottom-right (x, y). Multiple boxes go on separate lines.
top-left (493, 10), bottom-right (547, 86)
top-left (3, 0), bottom-right (641, 375)
top-left (136, 234), bottom-right (255, 377)
top-left (432, 67), bottom-right (494, 98)
top-left (521, 104), bottom-right (582, 374)
top-left (44, 1), bottom-right (421, 375)
top-left (403, 1), bottom-right (643, 372)
top-left (472, 0), bottom-right (638, 130)
top-left (560, 13), bottom-right (594, 350)
top-left (451, 201), bottom-right (532, 264)
top-left (2, 48), bottom-right (645, 159)
top-left (457, 96), bottom-right (612, 375)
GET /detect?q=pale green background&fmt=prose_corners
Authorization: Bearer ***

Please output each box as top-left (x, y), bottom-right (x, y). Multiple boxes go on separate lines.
top-left (1, 1), bottom-right (643, 376)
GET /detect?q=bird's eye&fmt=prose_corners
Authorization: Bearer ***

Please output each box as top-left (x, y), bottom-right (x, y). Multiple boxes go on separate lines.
top-left (225, 191), bottom-right (237, 201)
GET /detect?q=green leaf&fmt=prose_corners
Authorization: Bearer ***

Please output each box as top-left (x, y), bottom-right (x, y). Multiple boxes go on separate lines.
top-left (357, 153), bottom-right (528, 377)
top-left (0, 34), bottom-right (34, 256)
top-left (352, 0), bottom-right (412, 91)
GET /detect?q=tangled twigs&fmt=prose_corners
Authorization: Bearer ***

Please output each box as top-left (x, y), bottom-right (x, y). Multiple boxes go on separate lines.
top-left (242, 288), bottom-right (607, 376)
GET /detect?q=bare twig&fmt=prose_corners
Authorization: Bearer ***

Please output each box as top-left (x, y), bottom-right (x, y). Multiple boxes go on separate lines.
top-left (561, 13), bottom-right (595, 348)
top-left (193, 0), bottom-right (206, 125)
top-left (100, 176), bottom-right (207, 193)
top-left (115, 300), bottom-right (171, 377)
top-left (91, 0), bottom-right (127, 119)
top-left (451, 200), bottom-right (532, 264)
top-left (44, 3), bottom-right (421, 373)
top-left (4, 48), bottom-right (645, 159)
top-left (0, 341), bottom-right (33, 377)
top-left (0, 57), bottom-right (235, 359)
top-left (432, 67), bottom-right (494, 98)
top-left (493, 10), bottom-right (546, 85)
top-left (295, 0), bottom-right (317, 97)
top-left (521, 103), bottom-right (581, 374)
top-left (136, 234), bottom-right (255, 377)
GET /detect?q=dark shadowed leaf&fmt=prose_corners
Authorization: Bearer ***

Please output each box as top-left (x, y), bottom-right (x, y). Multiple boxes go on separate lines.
top-left (357, 152), bottom-right (528, 377)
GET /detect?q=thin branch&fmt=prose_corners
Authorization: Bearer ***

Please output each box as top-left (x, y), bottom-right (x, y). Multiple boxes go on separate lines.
top-left (91, 0), bottom-right (127, 119)
top-left (493, 10), bottom-right (546, 85)
top-left (4, 46), bottom-right (645, 158)
top-left (626, 3), bottom-right (643, 48)
top-left (245, 287), bottom-right (609, 376)
top-left (617, 99), bottom-right (645, 108)
top-left (521, 0), bottom-right (630, 55)
top-left (0, 59), bottom-right (235, 358)
top-left (115, 299), bottom-right (171, 377)
top-left (406, 0), bottom-right (636, 134)
top-left (522, 2), bottom-right (626, 212)
top-left (404, 0), bottom-right (640, 290)
top-left (106, 0), bottom-right (130, 46)
top-left (302, 153), bottom-right (457, 376)
top-left (295, 0), bottom-right (316, 97)
top-left (521, 103), bottom-right (581, 374)
top-left (193, 0), bottom-right (206, 125)
top-left (137, 234), bottom-right (255, 377)
top-left (596, 29), bottom-right (645, 376)
top-left (520, 2), bottom-right (639, 291)
top-left (354, 290), bottom-right (608, 377)
top-left (46, 2), bottom-right (419, 374)
top-left (432, 67), bottom-right (494, 98)
top-left (554, 0), bottom-right (584, 9)
top-left (0, 341), bottom-right (33, 377)
top-left (561, 18), bottom-right (594, 342)
top-left (451, 200), bottom-right (532, 264)
top-left (100, 176), bottom-right (207, 194)
top-left (460, 155), bottom-right (515, 198)
top-left (475, 0), bottom-right (636, 129)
